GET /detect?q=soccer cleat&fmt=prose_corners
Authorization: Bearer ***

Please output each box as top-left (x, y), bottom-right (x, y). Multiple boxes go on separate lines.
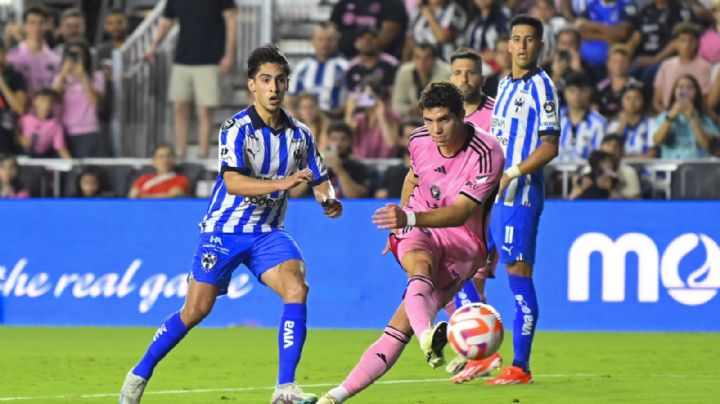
top-left (306, 393), bottom-right (341, 404)
top-left (118, 371), bottom-right (147, 404)
top-left (421, 321), bottom-right (448, 369)
top-left (445, 355), bottom-right (468, 374)
top-left (271, 383), bottom-right (317, 404)
top-left (452, 352), bottom-right (503, 383)
top-left (486, 365), bottom-right (533, 385)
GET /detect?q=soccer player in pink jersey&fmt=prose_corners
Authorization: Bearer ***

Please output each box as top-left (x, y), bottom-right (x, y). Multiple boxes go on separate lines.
top-left (309, 82), bottom-right (504, 404)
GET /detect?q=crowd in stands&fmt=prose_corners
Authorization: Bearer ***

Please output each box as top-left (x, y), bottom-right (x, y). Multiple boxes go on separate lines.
top-left (2, 0), bottom-right (720, 200)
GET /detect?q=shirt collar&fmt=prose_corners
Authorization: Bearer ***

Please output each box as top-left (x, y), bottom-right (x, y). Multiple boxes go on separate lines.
top-left (247, 104), bottom-right (292, 134)
top-left (509, 66), bottom-right (541, 82)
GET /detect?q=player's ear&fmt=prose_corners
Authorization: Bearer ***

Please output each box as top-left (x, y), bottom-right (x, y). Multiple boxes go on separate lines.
top-left (458, 108), bottom-right (466, 121)
top-left (247, 78), bottom-right (256, 93)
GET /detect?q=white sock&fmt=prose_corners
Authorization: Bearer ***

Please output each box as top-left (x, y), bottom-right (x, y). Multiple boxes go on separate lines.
top-left (328, 385), bottom-right (349, 402)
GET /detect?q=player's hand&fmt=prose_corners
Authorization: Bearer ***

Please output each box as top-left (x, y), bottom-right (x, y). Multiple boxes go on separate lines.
top-left (280, 169), bottom-right (313, 190)
top-left (219, 54), bottom-right (233, 74)
top-left (372, 203), bottom-right (407, 230)
top-left (497, 173), bottom-right (512, 197)
top-left (321, 198), bottom-right (343, 218)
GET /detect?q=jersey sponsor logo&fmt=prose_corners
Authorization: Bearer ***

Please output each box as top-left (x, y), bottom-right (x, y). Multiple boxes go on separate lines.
top-left (430, 185), bottom-right (442, 200)
top-left (515, 294), bottom-right (535, 336)
top-left (568, 232), bottom-right (720, 306)
top-left (243, 196), bottom-right (283, 207)
top-left (201, 253), bottom-right (217, 271)
top-left (490, 117), bottom-right (504, 130)
top-left (283, 320), bottom-right (295, 348)
top-left (221, 118), bottom-right (236, 130)
top-left (465, 176), bottom-right (489, 191)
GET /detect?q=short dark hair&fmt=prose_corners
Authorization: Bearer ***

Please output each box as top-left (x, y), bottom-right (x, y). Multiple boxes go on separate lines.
top-left (601, 134), bottom-right (624, 147)
top-left (619, 82), bottom-right (644, 99)
top-left (60, 7), bottom-right (84, 22)
top-left (23, 6), bottom-right (47, 22)
top-left (328, 121), bottom-right (353, 139)
top-left (418, 82), bottom-right (464, 116)
top-left (34, 86), bottom-right (58, 101)
top-left (450, 47), bottom-right (482, 69)
top-left (509, 15), bottom-right (544, 40)
top-left (556, 27), bottom-right (581, 44)
top-left (247, 44), bottom-right (291, 79)
top-left (564, 71), bottom-right (593, 89)
top-left (672, 22), bottom-right (701, 39)
top-left (414, 42), bottom-right (437, 57)
top-left (588, 150), bottom-right (613, 170)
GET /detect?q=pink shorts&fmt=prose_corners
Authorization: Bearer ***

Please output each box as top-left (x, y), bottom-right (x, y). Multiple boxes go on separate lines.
top-left (390, 226), bottom-right (486, 307)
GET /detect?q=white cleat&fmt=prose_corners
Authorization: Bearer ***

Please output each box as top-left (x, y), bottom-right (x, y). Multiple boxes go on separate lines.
top-left (303, 393), bottom-right (340, 404)
top-left (119, 371), bottom-right (147, 404)
top-left (271, 383), bottom-right (317, 404)
top-left (445, 354), bottom-right (468, 375)
top-left (421, 321), bottom-right (448, 369)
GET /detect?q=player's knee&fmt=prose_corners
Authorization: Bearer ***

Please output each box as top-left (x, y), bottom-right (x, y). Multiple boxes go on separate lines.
top-left (282, 281), bottom-right (309, 303)
top-left (181, 303), bottom-right (212, 327)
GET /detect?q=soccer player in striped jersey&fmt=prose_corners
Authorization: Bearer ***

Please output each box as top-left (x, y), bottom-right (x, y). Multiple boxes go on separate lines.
top-left (310, 82), bottom-right (504, 404)
top-left (120, 44), bottom-right (342, 404)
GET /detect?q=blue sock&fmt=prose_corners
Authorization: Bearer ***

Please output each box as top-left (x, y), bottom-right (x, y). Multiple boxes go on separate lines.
top-left (277, 303), bottom-right (307, 385)
top-left (508, 275), bottom-right (538, 373)
top-left (132, 312), bottom-right (189, 379)
top-left (454, 280), bottom-right (483, 308)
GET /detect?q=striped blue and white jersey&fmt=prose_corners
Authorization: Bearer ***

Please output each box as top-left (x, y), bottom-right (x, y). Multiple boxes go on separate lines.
top-left (607, 117), bottom-right (656, 156)
top-left (289, 55), bottom-right (349, 111)
top-left (491, 68), bottom-right (560, 208)
top-left (559, 107), bottom-right (606, 161)
top-left (200, 105), bottom-right (328, 234)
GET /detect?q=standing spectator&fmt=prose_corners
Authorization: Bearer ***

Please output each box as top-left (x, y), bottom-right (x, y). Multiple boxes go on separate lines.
top-left (287, 23), bottom-right (348, 117)
top-left (653, 74), bottom-right (719, 159)
top-left (95, 9), bottom-right (128, 70)
top-left (7, 6), bottom-right (61, 97)
top-left (483, 34), bottom-right (510, 98)
top-left (543, 27), bottom-right (589, 103)
top-left (330, 0), bottom-right (409, 60)
top-left (530, 0), bottom-right (566, 65)
top-left (374, 118), bottom-right (419, 198)
top-left (143, 0), bottom-right (237, 159)
top-left (345, 27), bottom-right (399, 94)
top-left (0, 154), bottom-right (29, 198)
top-left (391, 43), bottom-right (450, 117)
top-left (607, 84), bottom-right (658, 158)
top-left (699, 0), bottom-right (720, 64)
top-left (294, 92), bottom-right (331, 152)
top-left (129, 144), bottom-right (190, 198)
top-left (559, 72), bottom-right (606, 161)
top-left (345, 79), bottom-right (400, 159)
top-left (652, 22), bottom-right (712, 113)
top-left (464, 0), bottom-right (510, 60)
top-left (53, 8), bottom-right (87, 56)
top-left (52, 40), bottom-right (104, 158)
top-left (408, 0), bottom-right (467, 62)
top-left (19, 87), bottom-right (70, 158)
top-left (595, 44), bottom-right (641, 118)
top-left (0, 39), bottom-right (26, 155)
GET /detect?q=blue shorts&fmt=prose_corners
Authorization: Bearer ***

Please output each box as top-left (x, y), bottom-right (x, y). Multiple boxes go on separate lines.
top-left (189, 229), bottom-right (304, 295)
top-left (488, 203), bottom-right (542, 264)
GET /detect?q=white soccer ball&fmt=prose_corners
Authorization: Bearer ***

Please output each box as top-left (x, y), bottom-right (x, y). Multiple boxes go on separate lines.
top-left (447, 303), bottom-right (504, 360)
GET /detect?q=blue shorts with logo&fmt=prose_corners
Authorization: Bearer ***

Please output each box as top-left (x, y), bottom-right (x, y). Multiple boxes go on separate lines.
top-left (488, 203), bottom-right (542, 264)
top-left (190, 229), bottom-right (304, 295)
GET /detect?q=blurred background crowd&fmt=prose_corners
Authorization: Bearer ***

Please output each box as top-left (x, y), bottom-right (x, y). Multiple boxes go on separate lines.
top-left (1, 0), bottom-right (719, 201)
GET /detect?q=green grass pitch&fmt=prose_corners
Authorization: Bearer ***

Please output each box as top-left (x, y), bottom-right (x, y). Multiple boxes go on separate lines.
top-left (0, 327), bottom-right (718, 403)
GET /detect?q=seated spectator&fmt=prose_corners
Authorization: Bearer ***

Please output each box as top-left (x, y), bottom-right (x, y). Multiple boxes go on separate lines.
top-left (295, 92), bottom-right (330, 152)
top-left (464, 0), bottom-right (509, 62)
top-left (75, 165), bottom-right (102, 198)
top-left (374, 118), bottom-right (419, 198)
top-left (595, 44), bottom-right (641, 119)
top-left (129, 145), bottom-right (189, 198)
top-left (0, 154), bottom-right (29, 198)
top-left (53, 8), bottom-right (88, 56)
top-left (289, 122), bottom-right (370, 199)
top-left (407, 0), bottom-right (466, 62)
top-left (287, 23), bottom-right (348, 117)
top-left (607, 84), bottom-right (657, 158)
top-left (330, 0), bottom-right (409, 60)
top-left (345, 27), bottom-right (399, 95)
top-left (483, 34), bottom-right (510, 98)
top-left (0, 38), bottom-right (26, 155)
top-left (653, 74), bottom-right (719, 159)
top-left (559, 72), bottom-right (606, 161)
top-left (699, 0), bottom-right (720, 64)
top-left (391, 43), bottom-right (450, 117)
top-left (345, 79), bottom-right (400, 159)
top-left (708, 69), bottom-right (720, 117)
top-left (653, 22), bottom-right (712, 113)
top-left (569, 150), bottom-right (623, 199)
top-left (19, 87), bottom-right (70, 158)
top-left (52, 39), bottom-right (104, 158)
top-left (577, 134), bottom-right (641, 199)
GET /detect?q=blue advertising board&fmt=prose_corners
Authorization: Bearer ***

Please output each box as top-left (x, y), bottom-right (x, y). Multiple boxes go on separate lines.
top-left (0, 200), bottom-right (719, 331)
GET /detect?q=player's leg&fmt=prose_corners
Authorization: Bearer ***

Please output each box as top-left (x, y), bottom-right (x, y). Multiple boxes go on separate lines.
top-left (401, 249), bottom-right (442, 347)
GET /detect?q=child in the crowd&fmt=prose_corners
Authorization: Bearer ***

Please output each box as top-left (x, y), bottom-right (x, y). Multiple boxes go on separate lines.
top-left (18, 87), bottom-right (70, 158)
top-left (0, 154), bottom-right (29, 198)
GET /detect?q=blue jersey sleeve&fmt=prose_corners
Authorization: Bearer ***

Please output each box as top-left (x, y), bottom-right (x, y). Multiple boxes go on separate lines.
top-left (219, 118), bottom-right (250, 175)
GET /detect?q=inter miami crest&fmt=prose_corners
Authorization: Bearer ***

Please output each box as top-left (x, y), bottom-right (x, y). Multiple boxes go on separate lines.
top-left (201, 253), bottom-right (217, 271)
top-left (430, 184), bottom-right (441, 200)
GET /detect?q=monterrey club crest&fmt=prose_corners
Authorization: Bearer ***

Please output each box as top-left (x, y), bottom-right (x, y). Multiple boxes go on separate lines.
top-left (201, 253), bottom-right (217, 271)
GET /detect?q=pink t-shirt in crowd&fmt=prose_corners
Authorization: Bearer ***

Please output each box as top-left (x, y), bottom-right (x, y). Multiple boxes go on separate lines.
top-left (352, 110), bottom-right (401, 158)
top-left (7, 42), bottom-right (61, 96)
top-left (58, 71), bottom-right (105, 135)
top-left (654, 56), bottom-right (712, 109)
top-left (464, 95), bottom-right (495, 132)
top-left (20, 114), bottom-right (65, 156)
top-left (699, 28), bottom-right (720, 64)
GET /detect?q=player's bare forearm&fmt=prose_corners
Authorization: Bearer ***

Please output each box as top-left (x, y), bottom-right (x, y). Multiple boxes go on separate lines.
top-left (516, 136), bottom-right (559, 174)
top-left (311, 180), bottom-right (336, 203)
top-left (373, 194), bottom-right (477, 229)
top-left (399, 167), bottom-right (418, 207)
top-left (223, 169), bottom-right (312, 196)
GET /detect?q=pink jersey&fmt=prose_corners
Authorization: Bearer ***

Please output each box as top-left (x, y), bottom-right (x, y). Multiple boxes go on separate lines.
top-left (20, 114), bottom-right (65, 156)
top-left (463, 95), bottom-right (495, 132)
top-left (7, 42), bottom-right (61, 96)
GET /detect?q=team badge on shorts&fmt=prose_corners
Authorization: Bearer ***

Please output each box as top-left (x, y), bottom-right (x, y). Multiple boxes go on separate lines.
top-left (201, 253), bottom-right (218, 271)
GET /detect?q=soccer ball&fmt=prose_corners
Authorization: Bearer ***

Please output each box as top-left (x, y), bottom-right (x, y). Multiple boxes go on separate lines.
top-left (447, 303), bottom-right (504, 360)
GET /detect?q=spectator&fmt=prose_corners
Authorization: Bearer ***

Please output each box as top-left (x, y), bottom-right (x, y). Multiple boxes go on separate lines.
top-left (52, 39), bottom-right (104, 158)
top-left (653, 22), bottom-right (712, 113)
top-left (289, 122), bottom-right (370, 199)
top-left (0, 38), bottom-right (26, 155)
top-left (19, 87), bottom-right (70, 158)
top-left (482, 34), bottom-right (510, 98)
top-left (75, 165), bottom-right (103, 198)
top-left (530, 0), bottom-right (566, 65)
top-left (345, 27), bottom-right (399, 94)
top-left (374, 118), bottom-right (419, 198)
top-left (287, 23), bottom-right (348, 117)
top-left (7, 6), bottom-right (61, 97)
top-left (628, 0), bottom-right (694, 94)
top-left (345, 79), bottom-right (400, 159)
top-left (143, 0), bottom-right (238, 159)
top-left (698, 0), bottom-right (720, 64)
top-left (391, 43), bottom-right (450, 117)
top-left (653, 74), bottom-right (719, 159)
top-left (129, 144), bottom-right (190, 198)
top-left (559, 72), bottom-right (606, 161)
top-left (607, 84), bottom-right (658, 158)
top-left (95, 9), bottom-right (128, 71)
top-left (464, 0), bottom-right (510, 63)
top-left (707, 69), bottom-right (720, 116)
top-left (53, 8), bottom-right (87, 55)
top-left (408, 0), bottom-right (467, 62)
top-left (0, 154), bottom-right (29, 198)
top-left (330, 0), bottom-right (409, 60)
top-left (569, 150), bottom-right (623, 199)
top-left (544, 27), bottom-right (588, 103)
top-left (595, 44), bottom-right (641, 119)
top-left (295, 92), bottom-right (331, 152)
top-left (576, 134), bottom-right (641, 199)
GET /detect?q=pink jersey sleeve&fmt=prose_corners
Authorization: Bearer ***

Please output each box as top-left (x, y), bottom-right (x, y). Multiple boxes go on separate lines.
top-left (51, 121), bottom-right (66, 151)
top-left (459, 133), bottom-right (505, 205)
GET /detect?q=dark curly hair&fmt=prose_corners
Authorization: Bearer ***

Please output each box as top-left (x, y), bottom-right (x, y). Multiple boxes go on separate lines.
top-left (418, 82), bottom-right (464, 116)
